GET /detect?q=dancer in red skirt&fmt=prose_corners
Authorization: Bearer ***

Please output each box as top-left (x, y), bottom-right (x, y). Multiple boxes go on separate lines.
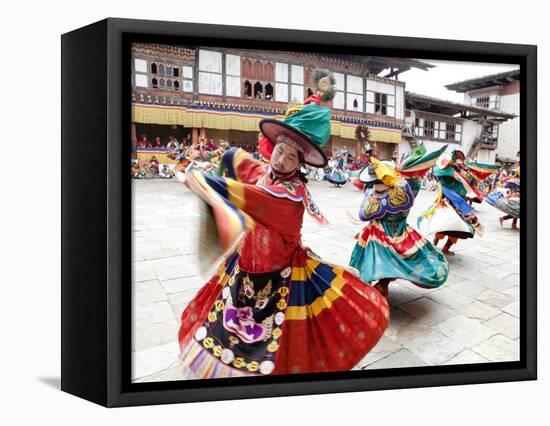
top-left (177, 70), bottom-right (389, 378)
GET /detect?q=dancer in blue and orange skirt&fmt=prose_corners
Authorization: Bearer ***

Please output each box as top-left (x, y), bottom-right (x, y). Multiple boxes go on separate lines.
top-left (486, 167), bottom-right (520, 229)
top-left (417, 150), bottom-right (485, 256)
top-left (177, 70), bottom-right (389, 378)
top-left (349, 145), bottom-right (449, 297)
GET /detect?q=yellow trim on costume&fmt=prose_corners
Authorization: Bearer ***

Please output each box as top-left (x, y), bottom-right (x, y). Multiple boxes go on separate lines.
top-left (190, 171), bottom-right (254, 236)
top-left (422, 184), bottom-right (442, 219)
top-left (285, 267), bottom-right (348, 321)
top-left (226, 179), bottom-right (247, 210)
top-left (291, 267), bottom-right (307, 282)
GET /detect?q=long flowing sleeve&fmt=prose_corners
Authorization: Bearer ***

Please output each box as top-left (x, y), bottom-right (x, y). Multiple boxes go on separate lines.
top-left (184, 170), bottom-right (304, 273)
top-left (220, 147), bottom-right (267, 184)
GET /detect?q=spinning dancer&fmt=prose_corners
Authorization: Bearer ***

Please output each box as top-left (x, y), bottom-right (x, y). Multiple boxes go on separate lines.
top-left (349, 145), bottom-right (449, 297)
top-left (486, 167), bottom-right (520, 229)
top-left (418, 150), bottom-right (485, 256)
top-left (327, 154), bottom-right (348, 187)
top-left (177, 70), bottom-right (389, 378)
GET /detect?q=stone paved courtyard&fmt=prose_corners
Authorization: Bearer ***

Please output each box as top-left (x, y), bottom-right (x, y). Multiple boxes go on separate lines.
top-left (132, 178), bottom-right (520, 382)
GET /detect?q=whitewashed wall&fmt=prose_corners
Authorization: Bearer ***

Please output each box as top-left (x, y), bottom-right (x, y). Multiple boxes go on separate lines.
top-left (497, 93), bottom-right (520, 160)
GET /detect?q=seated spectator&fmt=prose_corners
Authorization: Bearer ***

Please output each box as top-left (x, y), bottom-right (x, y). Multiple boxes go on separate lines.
top-left (150, 156), bottom-right (160, 175)
top-left (138, 134), bottom-right (149, 148)
top-left (159, 165), bottom-right (173, 179)
top-left (131, 161), bottom-right (140, 178)
top-left (153, 137), bottom-right (162, 148)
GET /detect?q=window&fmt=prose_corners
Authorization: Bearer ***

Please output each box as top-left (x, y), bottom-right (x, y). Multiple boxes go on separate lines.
top-left (424, 120), bottom-right (435, 138)
top-left (225, 54), bottom-right (241, 98)
top-left (366, 79), bottom-right (396, 116)
top-left (346, 75), bottom-right (363, 112)
top-left (134, 58), bottom-right (147, 73)
top-left (254, 82), bottom-right (263, 98)
top-left (159, 64), bottom-right (165, 75)
top-left (374, 93), bottom-right (387, 115)
top-left (174, 80), bottom-right (180, 90)
top-left (244, 80), bottom-right (252, 97)
top-left (135, 74), bottom-right (148, 88)
top-left (159, 79), bottom-right (165, 87)
top-left (173, 68), bottom-right (179, 77)
top-left (151, 78), bottom-right (158, 89)
top-left (332, 72), bottom-right (345, 110)
top-left (134, 59), bottom-right (148, 88)
top-left (290, 65), bottom-right (304, 103)
top-left (476, 96), bottom-right (490, 108)
top-left (166, 66), bottom-right (172, 76)
top-left (198, 49), bottom-right (222, 95)
top-left (167, 79), bottom-right (172, 88)
top-left (445, 123), bottom-right (456, 141)
top-left (275, 62), bottom-right (289, 102)
top-left (482, 122), bottom-right (499, 139)
top-left (182, 66), bottom-right (193, 93)
top-left (151, 63), bottom-right (157, 74)
top-left (414, 115), bottom-right (462, 142)
top-left (472, 94), bottom-right (500, 109)
top-left (265, 83), bottom-right (274, 100)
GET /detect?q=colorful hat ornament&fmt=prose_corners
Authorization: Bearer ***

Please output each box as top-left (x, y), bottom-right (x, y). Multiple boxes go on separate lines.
top-left (359, 158), bottom-right (398, 186)
top-left (258, 69), bottom-right (335, 167)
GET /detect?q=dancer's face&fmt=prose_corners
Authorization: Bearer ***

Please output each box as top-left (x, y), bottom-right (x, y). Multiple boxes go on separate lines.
top-left (271, 142), bottom-right (300, 175)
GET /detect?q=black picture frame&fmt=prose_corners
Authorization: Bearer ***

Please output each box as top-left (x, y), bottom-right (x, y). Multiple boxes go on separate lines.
top-left (61, 17), bottom-right (537, 407)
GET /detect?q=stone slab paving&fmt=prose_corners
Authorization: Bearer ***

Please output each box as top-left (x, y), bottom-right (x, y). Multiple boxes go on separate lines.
top-left (131, 178), bottom-right (520, 382)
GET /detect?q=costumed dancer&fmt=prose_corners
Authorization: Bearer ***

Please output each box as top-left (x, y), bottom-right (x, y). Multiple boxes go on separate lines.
top-left (486, 167), bottom-right (520, 229)
top-left (327, 154), bottom-right (348, 187)
top-left (177, 70), bottom-right (389, 378)
top-left (417, 150), bottom-right (485, 256)
top-left (349, 145), bottom-right (449, 297)
top-left (461, 157), bottom-right (501, 204)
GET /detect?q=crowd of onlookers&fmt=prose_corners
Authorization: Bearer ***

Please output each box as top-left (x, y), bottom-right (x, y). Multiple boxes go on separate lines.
top-left (131, 156), bottom-right (174, 179)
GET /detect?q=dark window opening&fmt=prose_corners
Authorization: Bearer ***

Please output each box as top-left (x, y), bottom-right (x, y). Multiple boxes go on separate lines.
top-left (244, 80), bottom-right (252, 97)
top-left (265, 83), bottom-right (274, 100)
top-left (307, 88), bottom-right (314, 98)
top-left (446, 123), bottom-right (456, 141)
top-left (254, 81), bottom-right (263, 98)
top-left (174, 81), bottom-right (180, 90)
top-left (173, 68), bottom-right (179, 77)
top-left (152, 78), bottom-right (158, 88)
top-left (424, 120), bottom-right (435, 138)
top-left (374, 93), bottom-right (388, 115)
top-left (476, 96), bottom-right (490, 108)
top-left (151, 63), bottom-right (157, 74)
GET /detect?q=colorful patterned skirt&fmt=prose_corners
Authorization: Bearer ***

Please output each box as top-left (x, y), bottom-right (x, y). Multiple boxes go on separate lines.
top-left (350, 219), bottom-right (448, 289)
top-left (327, 169), bottom-right (347, 186)
top-left (178, 248), bottom-right (389, 378)
top-left (485, 191), bottom-right (520, 218)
